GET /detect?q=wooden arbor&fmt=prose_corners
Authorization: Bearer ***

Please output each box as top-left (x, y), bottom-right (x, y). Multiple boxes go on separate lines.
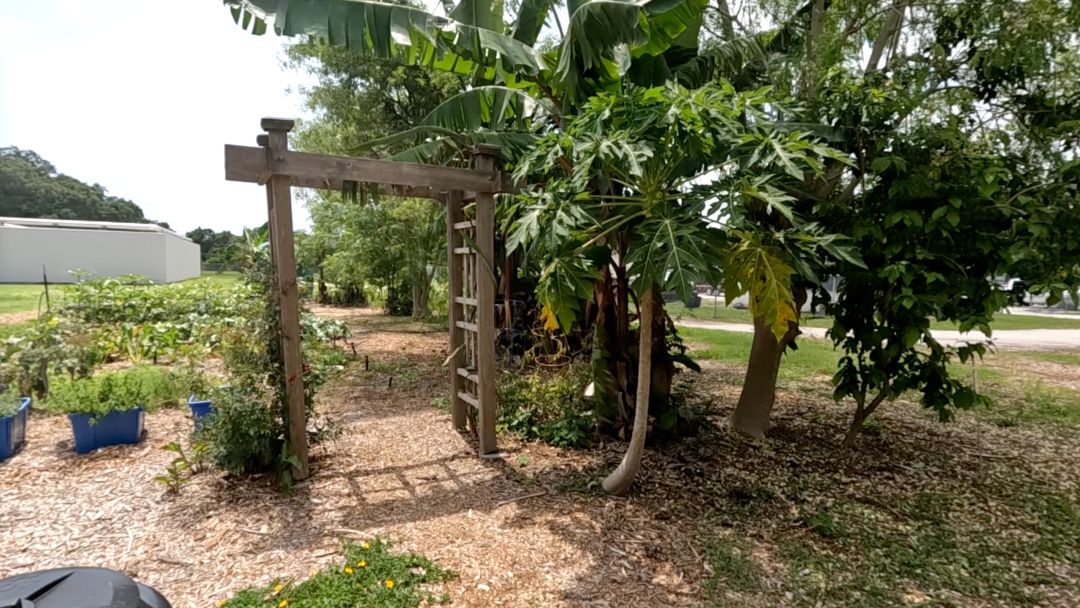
top-left (224, 118), bottom-right (508, 479)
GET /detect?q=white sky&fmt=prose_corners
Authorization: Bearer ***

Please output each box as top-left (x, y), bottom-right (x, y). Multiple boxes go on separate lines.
top-left (0, 1), bottom-right (314, 235)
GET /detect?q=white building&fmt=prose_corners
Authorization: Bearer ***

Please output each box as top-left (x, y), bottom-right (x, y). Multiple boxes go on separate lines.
top-left (0, 217), bottom-right (200, 284)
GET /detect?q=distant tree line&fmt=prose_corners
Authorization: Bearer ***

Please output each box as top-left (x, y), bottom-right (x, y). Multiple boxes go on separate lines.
top-left (0, 147), bottom-right (168, 225)
top-left (184, 227), bottom-right (243, 266)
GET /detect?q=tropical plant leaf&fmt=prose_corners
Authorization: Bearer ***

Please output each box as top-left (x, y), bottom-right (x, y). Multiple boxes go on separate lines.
top-left (419, 85), bottom-right (555, 132)
top-left (510, 0), bottom-right (557, 45)
top-left (224, 0), bottom-right (543, 79)
top-left (674, 31), bottom-right (769, 87)
top-left (449, 0), bottom-right (502, 32)
top-left (555, 0), bottom-right (706, 101)
top-left (723, 232), bottom-right (798, 342)
top-left (537, 255), bottom-right (598, 330)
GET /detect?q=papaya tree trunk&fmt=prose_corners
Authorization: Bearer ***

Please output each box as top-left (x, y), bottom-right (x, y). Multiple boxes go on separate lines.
top-left (730, 289), bottom-right (807, 439)
top-left (649, 290), bottom-right (674, 418)
top-left (603, 287), bottom-right (655, 496)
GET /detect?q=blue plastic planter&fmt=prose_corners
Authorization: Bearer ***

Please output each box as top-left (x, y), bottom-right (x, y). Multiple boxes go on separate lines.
top-left (0, 397), bottom-right (31, 461)
top-left (68, 407), bottom-right (145, 454)
top-left (187, 396), bottom-right (214, 431)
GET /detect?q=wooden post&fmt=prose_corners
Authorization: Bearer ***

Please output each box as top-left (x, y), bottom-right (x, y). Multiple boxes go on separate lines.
top-left (473, 145), bottom-right (499, 455)
top-left (446, 190), bottom-right (468, 431)
top-left (260, 117), bottom-right (310, 480)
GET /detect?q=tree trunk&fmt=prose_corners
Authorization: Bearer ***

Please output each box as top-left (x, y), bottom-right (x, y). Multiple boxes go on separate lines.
top-left (317, 264), bottom-right (328, 304)
top-left (729, 289), bottom-right (807, 439)
top-left (842, 390), bottom-right (888, 448)
top-left (603, 287), bottom-right (655, 496)
top-left (649, 290), bottom-right (675, 425)
top-left (411, 273), bottom-right (431, 320)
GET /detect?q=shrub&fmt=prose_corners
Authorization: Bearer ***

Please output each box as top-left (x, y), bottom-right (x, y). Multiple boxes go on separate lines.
top-left (221, 539), bottom-right (454, 608)
top-left (496, 364), bottom-right (596, 447)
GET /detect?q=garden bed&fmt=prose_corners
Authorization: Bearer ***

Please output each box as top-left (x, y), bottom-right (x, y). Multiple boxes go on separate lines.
top-left (1, 310), bottom-right (1078, 607)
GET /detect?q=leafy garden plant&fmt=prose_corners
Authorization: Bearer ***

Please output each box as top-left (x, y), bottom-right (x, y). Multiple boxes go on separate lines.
top-left (44, 366), bottom-right (186, 418)
top-left (496, 364), bottom-right (595, 448)
top-left (221, 539), bottom-right (454, 608)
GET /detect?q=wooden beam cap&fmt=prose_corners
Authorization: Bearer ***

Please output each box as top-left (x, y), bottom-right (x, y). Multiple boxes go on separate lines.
top-left (472, 144), bottom-right (501, 157)
top-left (261, 117), bottom-right (296, 132)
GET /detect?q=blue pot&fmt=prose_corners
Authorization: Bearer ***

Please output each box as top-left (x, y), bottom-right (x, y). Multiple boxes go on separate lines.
top-left (68, 407), bottom-right (145, 454)
top-left (187, 395), bottom-right (214, 431)
top-left (0, 397), bottom-right (31, 461)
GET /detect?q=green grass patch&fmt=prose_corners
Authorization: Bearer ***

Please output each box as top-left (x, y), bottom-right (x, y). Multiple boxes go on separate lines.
top-left (0, 283), bottom-right (67, 315)
top-left (664, 301), bottom-right (1080, 331)
top-left (679, 327), bottom-right (840, 383)
top-left (704, 537), bottom-right (762, 598)
top-left (764, 484), bottom-right (1080, 607)
top-left (222, 538), bottom-right (454, 608)
top-left (983, 381), bottom-right (1080, 429)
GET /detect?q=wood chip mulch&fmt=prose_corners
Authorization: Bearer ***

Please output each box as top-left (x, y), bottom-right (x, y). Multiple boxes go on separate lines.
top-left (3, 308), bottom-right (1078, 607)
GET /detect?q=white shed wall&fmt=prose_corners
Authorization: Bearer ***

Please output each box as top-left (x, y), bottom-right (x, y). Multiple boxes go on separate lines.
top-left (0, 225), bottom-right (198, 284)
top-left (163, 233), bottom-right (201, 283)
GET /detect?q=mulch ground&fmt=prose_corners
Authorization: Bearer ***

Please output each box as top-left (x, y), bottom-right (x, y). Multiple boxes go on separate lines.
top-left (2, 308), bottom-right (1078, 607)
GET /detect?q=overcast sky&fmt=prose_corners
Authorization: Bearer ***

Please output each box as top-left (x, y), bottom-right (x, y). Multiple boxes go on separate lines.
top-left (0, 1), bottom-right (315, 234)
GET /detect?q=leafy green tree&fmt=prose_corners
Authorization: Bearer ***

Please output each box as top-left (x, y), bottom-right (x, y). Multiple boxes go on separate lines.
top-left (0, 147), bottom-right (146, 223)
top-left (186, 227), bottom-right (242, 265)
top-left (701, 0), bottom-right (1080, 439)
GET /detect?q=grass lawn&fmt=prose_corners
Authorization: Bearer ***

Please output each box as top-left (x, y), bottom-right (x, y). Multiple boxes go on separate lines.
top-left (681, 325), bottom-right (1080, 430)
top-left (0, 272), bottom-right (241, 317)
top-left (666, 300), bottom-right (1080, 331)
top-left (0, 283), bottom-right (67, 315)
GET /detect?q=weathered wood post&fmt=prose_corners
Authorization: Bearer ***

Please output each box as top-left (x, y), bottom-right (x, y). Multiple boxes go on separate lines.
top-left (473, 145), bottom-right (499, 455)
top-left (446, 190), bottom-right (468, 431)
top-left (260, 117), bottom-right (310, 480)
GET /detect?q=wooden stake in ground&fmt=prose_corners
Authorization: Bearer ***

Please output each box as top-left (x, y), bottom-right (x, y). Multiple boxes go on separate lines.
top-left (261, 118), bottom-right (310, 480)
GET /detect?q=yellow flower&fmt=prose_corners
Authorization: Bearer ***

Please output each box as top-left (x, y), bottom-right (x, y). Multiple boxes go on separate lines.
top-left (357, 560), bottom-right (367, 568)
top-left (218, 601), bottom-right (226, 608)
top-left (344, 566), bottom-right (354, 575)
top-left (272, 583), bottom-right (284, 595)
top-left (361, 542), bottom-right (371, 550)
top-left (385, 579), bottom-right (395, 589)
top-left (278, 600), bottom-right (289, 608)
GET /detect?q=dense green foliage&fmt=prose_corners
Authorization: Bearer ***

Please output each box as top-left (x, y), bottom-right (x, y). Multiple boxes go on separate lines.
top-left (44, 365), bottom-right (195, 417)
top-left (222, 539), bottom-right (454, 608)
top-left (496, 364), bottom-right (596, 448)
top-left (286, 40), bottom-right (456, 315)
top-left (0, 147), bottom-right (149, 223)
top-left (186, 227), bottom-right (243, 265)
top-left (201, 232), bottom-right (348, 475)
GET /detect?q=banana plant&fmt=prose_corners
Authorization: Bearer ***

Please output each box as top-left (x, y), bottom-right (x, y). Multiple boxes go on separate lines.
top-left (222, 0), bottom-right (725, 159)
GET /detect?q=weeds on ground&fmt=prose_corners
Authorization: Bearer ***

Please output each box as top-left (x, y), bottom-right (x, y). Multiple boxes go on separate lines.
top-left (496, 364), bottom-right (595, 447)
top-left (221, 539), bottom-right (454, 608)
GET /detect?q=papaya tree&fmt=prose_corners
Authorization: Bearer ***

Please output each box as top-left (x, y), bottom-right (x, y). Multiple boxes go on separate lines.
top-left (509, 82), bottom-right (844, 492)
